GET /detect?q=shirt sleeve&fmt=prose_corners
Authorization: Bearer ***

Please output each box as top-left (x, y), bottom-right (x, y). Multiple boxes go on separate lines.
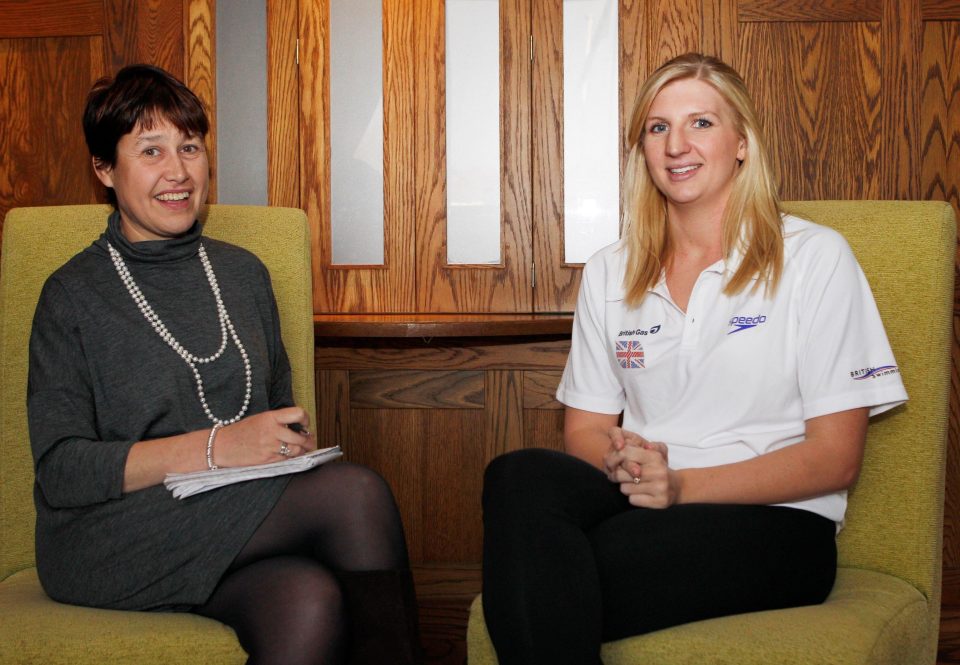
top-left (255, 262), bottom-right (294, 410)
top-left (795, 228), bottom-right (908, 420)
top-left (28, 277), bottom-right (135, 508)
top-left (555, 253), bottom-right (625, 414)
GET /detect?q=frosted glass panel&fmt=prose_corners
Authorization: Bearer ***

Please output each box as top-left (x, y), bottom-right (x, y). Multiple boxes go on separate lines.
top-left (330, 0), bottom-right (384, 265)
top-left (446, 0), bottom-right (501, 265)
top-left (563, 0), bottom-right (619, 263)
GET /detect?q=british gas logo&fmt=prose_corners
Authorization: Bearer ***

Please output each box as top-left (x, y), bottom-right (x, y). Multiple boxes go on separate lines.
top-left (728, 314), bottom-right (767, 334)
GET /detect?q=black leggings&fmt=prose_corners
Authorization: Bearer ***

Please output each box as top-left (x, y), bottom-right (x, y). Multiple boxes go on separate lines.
top-left (193, 462), bottom-right (409, 665)
top-left (481, 448), bottom-right (837, 665)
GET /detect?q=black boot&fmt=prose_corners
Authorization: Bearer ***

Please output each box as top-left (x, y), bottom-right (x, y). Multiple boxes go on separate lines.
top-left (338, 569), bottom-right (423, 665)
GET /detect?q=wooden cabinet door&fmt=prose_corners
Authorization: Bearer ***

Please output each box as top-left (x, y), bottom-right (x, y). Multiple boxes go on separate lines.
top-left (295, 0), bottom-right (533, 314)
top-left (414, 0), bottom-right (533, 313)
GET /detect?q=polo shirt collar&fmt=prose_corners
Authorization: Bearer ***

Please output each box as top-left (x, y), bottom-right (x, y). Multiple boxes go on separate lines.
top-left (647, 241), bottom-right (755, 299)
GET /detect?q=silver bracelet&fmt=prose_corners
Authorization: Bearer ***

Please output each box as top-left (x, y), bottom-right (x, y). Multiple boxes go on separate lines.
top-left (206, 423), bottom-right (224, 470)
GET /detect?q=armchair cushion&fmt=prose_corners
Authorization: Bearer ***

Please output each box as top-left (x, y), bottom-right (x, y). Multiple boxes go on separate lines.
top-left (469, 568), bottom-right (928, 664)
top-left (0, 568), bottom-right (244, 664)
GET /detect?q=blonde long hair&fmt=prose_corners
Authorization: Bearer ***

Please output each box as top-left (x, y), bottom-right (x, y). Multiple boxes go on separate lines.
top-left (621, 53), bottom-right (783, 306)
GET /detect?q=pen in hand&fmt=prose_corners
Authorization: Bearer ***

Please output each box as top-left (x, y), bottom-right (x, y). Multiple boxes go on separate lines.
top-left (288, 422), bottom-right (311, 437)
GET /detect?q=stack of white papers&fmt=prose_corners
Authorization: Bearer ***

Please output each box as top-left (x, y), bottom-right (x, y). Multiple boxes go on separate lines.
top-left (164, 446), bottom-right (343, 499)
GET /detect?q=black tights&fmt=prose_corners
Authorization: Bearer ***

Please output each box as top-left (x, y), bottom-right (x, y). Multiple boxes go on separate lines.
top-left (482, 449), bottom-right (837, 665)
top-left (194, 462), bottom-right (410, 665)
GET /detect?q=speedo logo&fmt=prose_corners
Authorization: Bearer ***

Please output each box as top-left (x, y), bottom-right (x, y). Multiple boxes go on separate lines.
top-left (728, 314), bottom-right (767, 334)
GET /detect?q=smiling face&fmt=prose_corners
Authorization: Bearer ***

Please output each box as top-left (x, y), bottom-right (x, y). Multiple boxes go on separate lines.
top-left (93, 118), bottom-right (209, 242)
top-left (642, 78), bottom-right (746, 219)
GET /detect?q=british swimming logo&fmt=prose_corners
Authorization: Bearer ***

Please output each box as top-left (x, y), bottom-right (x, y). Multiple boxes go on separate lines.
top-left (615, 340), bottom-right (645, 369)
top-left (851, 366), bottom-right (900, 380)
top-left (728, 314), bottom-right (767, 334)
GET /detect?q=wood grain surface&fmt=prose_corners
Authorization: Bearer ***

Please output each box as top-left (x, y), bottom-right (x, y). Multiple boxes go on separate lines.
top-left (104, 0), bottom-right (184, 75)
top-left (0, 36), bottom-right (103, 232)
top-left (0, 0), bottom-right (102, 38)
top-left (522, 370), bottom-right (564, 409)
top-left (531, 0), bottom-right (572, 311)
top-left (266, 0), bottom-right (300, 208)
top-left (739, 0), bottom-right (883, 22)
top-left (922, 19), bottom-right (960, 603)
top-left (740, 21), bottom-right (882, 200)
top-left (923, 0), bottom-right (960, 19)
top-left (349, 370), bottom-right (485, 409)
top-left (702, 0), bottom-right (738, 62)
top-left (315, 337), bottom-right (572, 371)
top-left (881, 0), bottom-right (921, 199)
top-left (186, 0), bottom-right (216, 201)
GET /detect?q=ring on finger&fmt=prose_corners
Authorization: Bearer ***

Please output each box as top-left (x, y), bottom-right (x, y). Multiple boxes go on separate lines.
top-left (279, 442), bottom-right (291, 457)
top-left (632, 476), bottom-right (641, 485)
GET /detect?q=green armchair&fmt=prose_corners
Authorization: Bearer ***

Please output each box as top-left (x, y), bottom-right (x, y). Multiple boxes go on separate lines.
top-left (0, 204), bottom-right (316, 663)
top-left (468, 200), bottom-right (956, 664)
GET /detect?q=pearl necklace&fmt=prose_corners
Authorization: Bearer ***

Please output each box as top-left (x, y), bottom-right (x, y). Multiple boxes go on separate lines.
top-left (107, 242), bottom-right (253, 425)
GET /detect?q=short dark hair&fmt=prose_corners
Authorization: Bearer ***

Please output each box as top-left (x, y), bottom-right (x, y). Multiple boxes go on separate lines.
top-left (83, 64), bottom-right (209, 205)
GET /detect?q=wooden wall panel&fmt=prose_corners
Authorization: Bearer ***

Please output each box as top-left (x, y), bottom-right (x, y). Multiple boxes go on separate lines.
top-left (738, 0), bottom-right (882, 21)
top-left (422, 409), bottom-right (486, 561)
top-left (349, 370), bottom-right (484, 409)
top-left (649, 0), bottom-right (701, 58)
top-left (701, 0), bottom-right (737, 61)
top-left (486, 370), bottom-right (524, 460)
top-left (0, 36), bottom-right (104, 228)
top-left (922, 18), bottom-right (960, 607)
top-left (531, 0), bottom-right (571, 312)
top-left (522, 370), bottom-right (564, 409)
top-left (300, 0), bottom-right (417, 312)
top-left (619, 0), bottom-right (649, 167)
top-left (103, 0), bottom-right (184, 76)
top-left (415, 0), bottom-right (533, 313)
top-left (924, 0), bottom-right (960, 18)
top-left (0, 0), bottom-right (103, 37)
top-left (921, 21), bottom-right (960, 212)
top-left (738, 22), bottom-right (882, 200)
top-left (881, 0), bottom-right (921, 199)
top-left (266, 0), bottom-right (300, 208)
top-left (316, 369), bottom-right (349, 446)
top-left (523, 410), bottom-right (566, 454)
top-left (185, 0), bottom-right (216, 202)
top-left (349, 409), bottom-right (427, 560)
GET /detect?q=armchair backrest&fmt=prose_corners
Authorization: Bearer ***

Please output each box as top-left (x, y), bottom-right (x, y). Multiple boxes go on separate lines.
top-left (0, 204), bottom-right (316, 580)
top-left (783, 200), bottom-right (954, 609)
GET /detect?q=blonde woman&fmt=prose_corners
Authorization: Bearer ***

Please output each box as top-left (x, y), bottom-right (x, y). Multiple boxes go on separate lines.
top-left (481, 53), bottom-right (907, 664)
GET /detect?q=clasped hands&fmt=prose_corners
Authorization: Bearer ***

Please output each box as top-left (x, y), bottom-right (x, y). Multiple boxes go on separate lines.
top-left (602, 427), bottom-right (679, 508)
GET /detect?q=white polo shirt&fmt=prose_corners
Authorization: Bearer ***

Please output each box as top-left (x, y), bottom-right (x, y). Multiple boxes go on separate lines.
top-left (556, 214), bottom-right (908, 525)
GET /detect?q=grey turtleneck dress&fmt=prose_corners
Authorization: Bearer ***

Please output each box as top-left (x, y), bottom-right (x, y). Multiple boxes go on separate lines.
top-left (28, 212), bottom-right (293, 611)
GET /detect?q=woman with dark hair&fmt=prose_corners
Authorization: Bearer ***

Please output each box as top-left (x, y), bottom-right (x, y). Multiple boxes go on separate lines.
top-left (480, 52), bottom-right (908, 664)
top-left (28, 64), bottom-right (420, 665)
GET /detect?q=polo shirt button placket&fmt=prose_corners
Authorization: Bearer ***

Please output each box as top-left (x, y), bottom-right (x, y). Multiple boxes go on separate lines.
top-left (680, 277), bottom-right (708, 351)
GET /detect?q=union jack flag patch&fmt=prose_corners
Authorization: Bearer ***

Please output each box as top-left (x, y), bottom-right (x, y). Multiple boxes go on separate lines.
top-left (615, 340), bottom-right (645, 369)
